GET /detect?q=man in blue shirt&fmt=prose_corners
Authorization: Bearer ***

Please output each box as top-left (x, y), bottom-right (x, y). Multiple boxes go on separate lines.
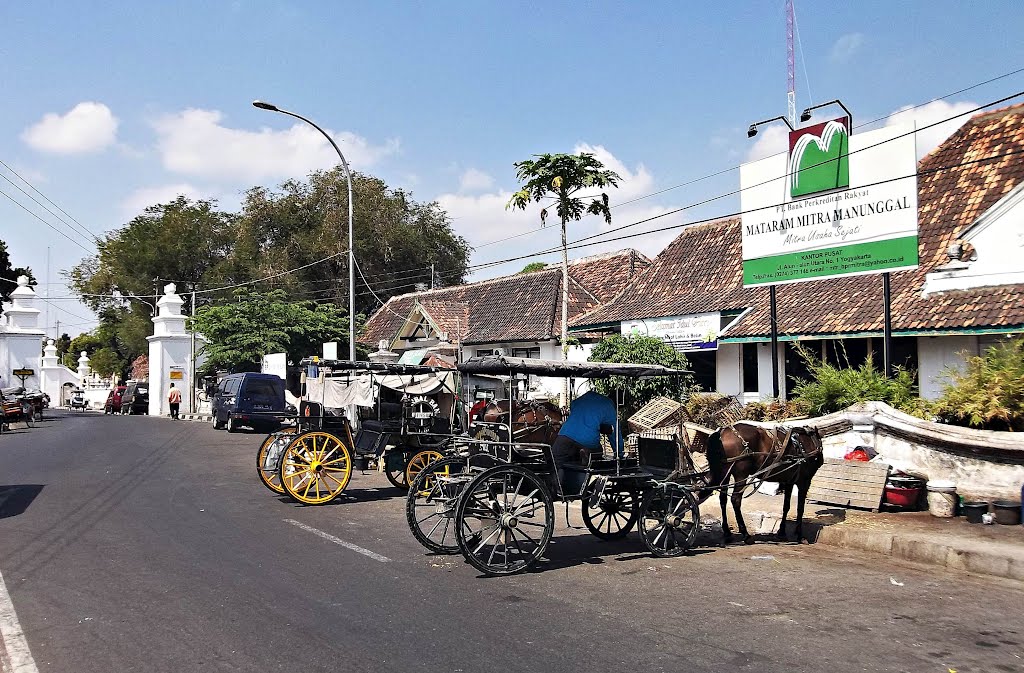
top-left (552, 391), bottom-right (623, 470)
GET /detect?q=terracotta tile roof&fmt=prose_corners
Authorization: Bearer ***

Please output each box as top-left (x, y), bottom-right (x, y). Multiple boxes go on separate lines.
top-left (575, 103), bottom-right (1024, 337)
top-left (360, 249), bottom-right (647, 346)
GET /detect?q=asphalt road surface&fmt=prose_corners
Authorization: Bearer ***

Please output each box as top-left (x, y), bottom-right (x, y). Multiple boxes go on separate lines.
top-left (1, 410), bottom-right (1022, 673)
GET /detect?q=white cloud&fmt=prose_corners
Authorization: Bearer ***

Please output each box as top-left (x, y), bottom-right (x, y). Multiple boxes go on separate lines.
top-left (745, 124), bottom-right (789, 162)
top-left (883, 99), bottom-right (978, 159)
top-left (120, 183), bottom-right (204, 218)
top-left (21, 102), bottom-right (119, 154)
top-left (830, 33), bottom-right (864, 63)
top-left (438, 145), bottom-right (679, 279)
top-left (458, 168), bottom-right (494, 193)
top-left (151, 108), bottom-right (399, 182)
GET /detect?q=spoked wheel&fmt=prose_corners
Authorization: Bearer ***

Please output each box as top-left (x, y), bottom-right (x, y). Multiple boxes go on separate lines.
top-left (638, 483), bottom-right (700, 558)
top-left (404, 449), bottom-right (443, 488)
top-left (256, 427), bottom-right (299, 494)
top-left (383, 450), bottom-right (409, 490)
top-left (582, 488), bottom-right (640, 540)
top-left (22, 406), bottom-right (34, 428)
top-left (406, 454), bottom-right (498, 554)
top-left (455, 465), bottom-right (554, 576)
top-left (279, 431), bottom-right (353, 505)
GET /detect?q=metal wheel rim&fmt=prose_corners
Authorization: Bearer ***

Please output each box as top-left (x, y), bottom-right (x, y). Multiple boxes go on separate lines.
top-left (639, 486), bottom-right (698, 558)
top-left (279, 431), bottom-right (352, 505)
top-left (404, 450), bottom-right (443, 488)
top-left (582, 489), bottom-right (639, 539)
top-left (406, 457), bottom-right (474, 554)
top-left (455, 467), bottom-right (553, 575)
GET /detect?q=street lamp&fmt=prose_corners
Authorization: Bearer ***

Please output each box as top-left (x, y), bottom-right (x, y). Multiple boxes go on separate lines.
top-left (800, 99), bottom-right (854, 129)
top-left (252, 100), bottom-right (356, 362)
top-left (747, 115), bottom-right (795, 138)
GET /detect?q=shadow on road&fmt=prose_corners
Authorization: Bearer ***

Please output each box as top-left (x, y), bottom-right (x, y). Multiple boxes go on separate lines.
top-left (0, 484), bottom-right (44, 519)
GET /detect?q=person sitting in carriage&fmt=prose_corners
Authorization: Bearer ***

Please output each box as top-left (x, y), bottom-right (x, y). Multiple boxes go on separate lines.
top-left (551, 390), bottom-right (623, 472)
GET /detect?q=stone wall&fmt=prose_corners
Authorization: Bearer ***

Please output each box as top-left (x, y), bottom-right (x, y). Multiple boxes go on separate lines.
top-left (804, 401), bottom-right (1024, 501)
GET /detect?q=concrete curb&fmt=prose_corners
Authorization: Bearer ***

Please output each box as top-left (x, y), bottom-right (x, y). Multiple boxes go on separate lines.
top-left (179, 414), bottom-right (212, 422)
top-left (754, 512), bottom-right (1024, 582)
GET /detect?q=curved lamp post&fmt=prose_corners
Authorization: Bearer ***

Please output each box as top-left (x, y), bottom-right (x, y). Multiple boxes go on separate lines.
top-left (252, 100), bottom-right (356, 361)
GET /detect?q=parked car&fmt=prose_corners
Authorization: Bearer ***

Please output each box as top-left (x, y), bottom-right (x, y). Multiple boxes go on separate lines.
top-left (69, 389), bottom-right (87, 411)
top-left (120, 382), bottom-right (149, 415)
top-left (104, 386), bottom-right (128, 414)
top-left (212, 373), bottom-right (285, 433)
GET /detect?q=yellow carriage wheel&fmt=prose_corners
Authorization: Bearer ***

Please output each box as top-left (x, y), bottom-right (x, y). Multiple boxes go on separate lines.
top-left (279, 431), bottom-right (353, 505)
top-left (404, 449), bottom-right (444, 490)
top-left (256, 426), bottom-right (298, 495)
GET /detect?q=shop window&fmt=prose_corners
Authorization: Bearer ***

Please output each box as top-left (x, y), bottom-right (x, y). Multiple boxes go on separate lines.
top-left (687, 351), bottom-right (716, 393)
top-left (511, 347), bottom-right (541, 359)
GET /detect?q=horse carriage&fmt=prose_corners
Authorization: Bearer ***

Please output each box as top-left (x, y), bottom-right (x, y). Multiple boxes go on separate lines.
top-left (405, 355), bottom-right (825, 576)
top-left (0, 387), bottom-right (45, 430)
top-left (255, 359), bottom-right (463, 504)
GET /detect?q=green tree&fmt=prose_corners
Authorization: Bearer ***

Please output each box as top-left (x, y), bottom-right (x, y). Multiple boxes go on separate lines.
top-left (191, 289), bottom-right (352, 373)
top-left (588, 334), bottom-right (694, 418)
top-left (507, 153), bottom-right (620, 366)
top-left (519, 261), bottom-right (547, 274)
top-left (234, 168), bottom-right (471, 315)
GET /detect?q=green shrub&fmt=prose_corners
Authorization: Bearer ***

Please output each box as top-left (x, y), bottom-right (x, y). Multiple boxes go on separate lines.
top-left (789, 344), bottom-right (924, 416)
top-left (588, 335), bottom-right (695, 418)
top-left (739, 398), bottom-right (808, 422)
top-left (932, 337), bottom-right (1024, 431)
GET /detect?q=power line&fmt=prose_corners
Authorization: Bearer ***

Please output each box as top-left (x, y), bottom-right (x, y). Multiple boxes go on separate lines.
top-left (469, 89), bottom-right (1024, 271)
top-left (0, 186), bottom-right (94, 253)
top-left (0, 161), bottom-right (101, 246)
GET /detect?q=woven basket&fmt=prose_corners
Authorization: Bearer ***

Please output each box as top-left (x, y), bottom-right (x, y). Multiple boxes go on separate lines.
top-left (627, 396), bottom-right (686, 435)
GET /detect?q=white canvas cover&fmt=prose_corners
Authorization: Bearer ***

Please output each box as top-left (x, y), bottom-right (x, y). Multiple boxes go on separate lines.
top-left (304, 371), bottom-right (456, 409)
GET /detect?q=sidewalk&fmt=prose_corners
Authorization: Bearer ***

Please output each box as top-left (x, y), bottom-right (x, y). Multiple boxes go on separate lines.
top-left (704, 491), bottom-right (1024, 582)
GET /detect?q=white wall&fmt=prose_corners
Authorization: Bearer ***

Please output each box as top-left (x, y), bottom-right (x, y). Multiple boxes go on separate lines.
top-left (0, 333), bottom-right (44, 390)
top-left (917, 335), bottom-right (977, 400)
top-left (148, 337), bottom-right (191, 416)
top-left (715, 343), bottom-right (742, 398)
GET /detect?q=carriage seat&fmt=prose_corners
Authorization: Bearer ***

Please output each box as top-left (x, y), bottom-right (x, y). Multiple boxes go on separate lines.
top-left (637, 435), bottom-right (679, 476)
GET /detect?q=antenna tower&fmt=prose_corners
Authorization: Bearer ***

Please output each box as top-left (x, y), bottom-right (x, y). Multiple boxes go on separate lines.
top-left (786, 0), bottom-right (796, 127)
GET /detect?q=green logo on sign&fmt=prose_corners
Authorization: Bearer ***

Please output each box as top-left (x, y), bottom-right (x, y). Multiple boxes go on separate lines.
top-left (789, 118), bottom-right (850, 198)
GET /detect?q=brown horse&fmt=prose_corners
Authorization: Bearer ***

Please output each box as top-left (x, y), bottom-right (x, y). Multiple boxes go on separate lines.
top-left (705, 423), bottom-right (824, 545)
top-left (477, 399), bottom-right (563, 446)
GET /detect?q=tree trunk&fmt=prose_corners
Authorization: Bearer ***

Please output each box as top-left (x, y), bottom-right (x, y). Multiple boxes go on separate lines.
top-left (560, 216), bottom-right (569, 406)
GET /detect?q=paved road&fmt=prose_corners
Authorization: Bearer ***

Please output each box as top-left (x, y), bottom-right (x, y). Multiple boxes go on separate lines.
top-left (1, 410), bottom-right (1022, 673)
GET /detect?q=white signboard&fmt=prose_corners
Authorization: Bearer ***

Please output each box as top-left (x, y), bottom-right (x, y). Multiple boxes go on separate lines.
top-left (621, 312), bottom-right (720, 351)
top-left (261, 352), bottom-right (287, 381)
top-left (739, 121), bottom-right (919, 286)
top-left (322, 342), bottom-right (339, 360)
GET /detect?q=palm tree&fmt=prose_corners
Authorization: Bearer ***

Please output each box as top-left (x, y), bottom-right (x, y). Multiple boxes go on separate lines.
top-left (507, 153), bottom-right (620, 401)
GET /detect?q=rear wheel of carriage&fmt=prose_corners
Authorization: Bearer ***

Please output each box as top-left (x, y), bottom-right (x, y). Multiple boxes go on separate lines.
top-left (582, 488), bottom-right (640, 540)
top-left (278, 431), bottom-right (353, 505)
top-left (23, 405), bottom-right (34, 428)
top-left (454, 464), bottom-right (554, 576)
top-left (638, 483), bottom-right (700, 558)
top-left (406, 454), bottom-right (498, 554)
top-left (404, 449), bottom-right (444, 489)
top-left (383, 450), bottom-right (409, 490)
top-left (256, 426), bottom-right (299, 495)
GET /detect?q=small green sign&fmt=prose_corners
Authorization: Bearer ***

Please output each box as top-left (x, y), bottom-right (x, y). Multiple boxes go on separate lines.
top-left (742, 236), bottom-right (919, 286)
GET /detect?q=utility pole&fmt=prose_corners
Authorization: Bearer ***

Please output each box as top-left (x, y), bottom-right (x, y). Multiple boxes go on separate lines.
top-left (190, 288), bottom-right (197, 414)
top-left (430, 263), bottom-right (435, 289)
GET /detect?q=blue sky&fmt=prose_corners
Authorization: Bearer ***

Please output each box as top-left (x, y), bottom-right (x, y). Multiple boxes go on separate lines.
top-left (2, 0), bottom-right (1023, 337)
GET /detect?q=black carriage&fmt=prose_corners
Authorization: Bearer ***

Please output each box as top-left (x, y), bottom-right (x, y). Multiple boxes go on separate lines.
top-left (406, 355), bottom-right (702, 576)
top-left (255, 359), bottom-right (463, 505)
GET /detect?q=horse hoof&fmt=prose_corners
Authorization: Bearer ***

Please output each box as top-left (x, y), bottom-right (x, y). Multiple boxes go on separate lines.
top-left (799, 538), bottom-right (810, 545)
top-left (744, 536), bottom-right (756, 545)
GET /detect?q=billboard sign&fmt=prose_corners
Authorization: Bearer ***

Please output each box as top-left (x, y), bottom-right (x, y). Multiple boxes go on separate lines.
top-left (740, 120), bottom-right (918, 286)
top-left (262, 352), bottom-right (287, 381)
top-left (621, 312), bottom-right (720, 352)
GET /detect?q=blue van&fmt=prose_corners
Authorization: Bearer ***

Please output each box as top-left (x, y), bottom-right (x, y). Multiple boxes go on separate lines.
top-left (212, 373), bottom-right (285, 432)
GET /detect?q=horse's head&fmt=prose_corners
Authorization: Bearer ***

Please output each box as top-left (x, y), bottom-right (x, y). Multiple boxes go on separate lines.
top-left (789, 426), bottom-right (824, 459)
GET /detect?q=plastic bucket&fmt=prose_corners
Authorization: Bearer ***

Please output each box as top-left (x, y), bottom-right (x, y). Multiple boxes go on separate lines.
top-left (926, 481), bottom-right (958, 518)
top-left (883, 485), bottom-right (922, 509)
top-left (993, 501), bottom-right (1021, 526)
top-left (962, 501), bottom-right (988, 524)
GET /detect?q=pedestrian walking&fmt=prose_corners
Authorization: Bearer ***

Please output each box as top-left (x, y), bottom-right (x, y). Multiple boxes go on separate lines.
top-left (168, 383), bottom-right (182, 420)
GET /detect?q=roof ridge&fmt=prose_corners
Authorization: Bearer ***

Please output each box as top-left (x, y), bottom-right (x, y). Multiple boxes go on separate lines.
top-left (382, 266), bottom-right (561, 304)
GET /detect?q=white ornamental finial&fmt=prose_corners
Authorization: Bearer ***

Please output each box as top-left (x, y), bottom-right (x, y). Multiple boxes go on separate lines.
top-left (17, 275), bottom-right (29, 287)
top-left (164, 283), bottom-right (177, 295)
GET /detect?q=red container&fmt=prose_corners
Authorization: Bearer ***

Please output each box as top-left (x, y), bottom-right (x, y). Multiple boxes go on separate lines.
top-left (884, 485), bottom-right (922, 508)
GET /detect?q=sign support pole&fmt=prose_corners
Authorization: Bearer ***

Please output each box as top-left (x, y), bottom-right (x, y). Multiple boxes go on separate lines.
top-left (769, 285), bottom-right (780, 398)
top-left (882, 272), bottom-right (893, 378)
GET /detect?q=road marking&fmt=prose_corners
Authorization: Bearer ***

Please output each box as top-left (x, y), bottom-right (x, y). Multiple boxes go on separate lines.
top-left (283, 519), bottom-right (391, 563)
top-left (0, 568), bottom-right (39, 673)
